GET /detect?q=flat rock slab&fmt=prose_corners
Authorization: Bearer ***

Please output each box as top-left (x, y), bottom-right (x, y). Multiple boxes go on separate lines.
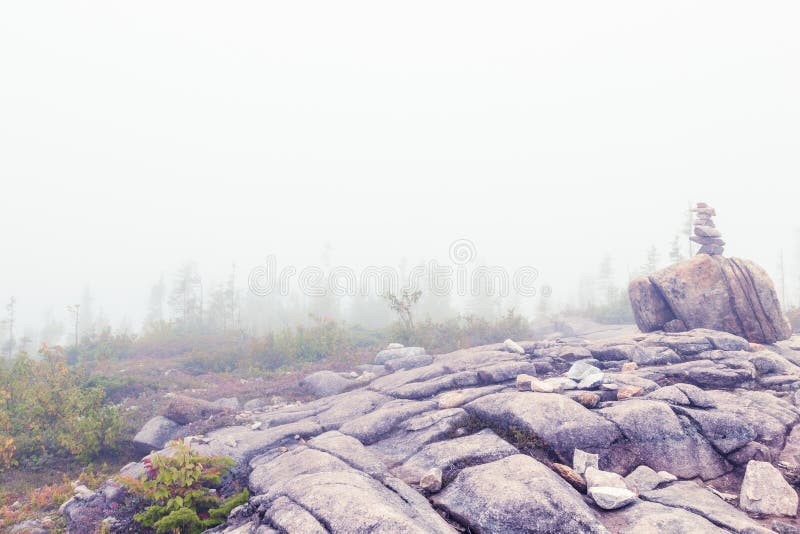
top-left (606, 500), bottom-right (729, 534)
top-left (465, 392), bottom-right (620, 463)
top-left (338, 399), bottom-right (437, 445)
top-left (599, 399), bottom-right (729, 480)
top-left (394, 428), bottom-right (518, 483)
top-left (641, 481), bottom-right (772, 533)
top-left (432, 454), bottom-right (609, 534)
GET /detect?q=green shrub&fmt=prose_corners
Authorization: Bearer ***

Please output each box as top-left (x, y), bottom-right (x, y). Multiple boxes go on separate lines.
top-left (123, 440), bottom-right (248, 534)
top-left (0, 345), bottom-right (124, 464)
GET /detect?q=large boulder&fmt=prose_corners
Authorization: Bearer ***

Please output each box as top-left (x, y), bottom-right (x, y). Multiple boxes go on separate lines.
top-left (163, 394), bottom-right (230, 424)
top-left (629, 254), bottom-right (791, 344)
top-left (132, 415), bottom-right (180, 453)
top-left (299, 370), bottom-right (355, 397)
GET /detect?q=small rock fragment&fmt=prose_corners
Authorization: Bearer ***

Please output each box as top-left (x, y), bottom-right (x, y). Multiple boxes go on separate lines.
top-left (621, 362), bottom-right (638, 372)
top-left (577, 372), bottom-right (604, 390)
top-left (575, 392), bottom-right (600, 408)
top-left (617, 385), bottom-right (644, 400)
top-left (530, 379), bottom-right (556, 393)
top-left (585, 467), bottom-right (628, 490)
top-left (588, 486), bottom-right (637, 510)
top-left (503, 338), bottom-right (525, 355)
top-left (544, 377), bottom-right (577, 392)
top-left (516, 374), bottom-right (536, 391)
top-left (420, 467), bottom-right (443, 492)
top-left (573, 449), bottom-right (599, 475)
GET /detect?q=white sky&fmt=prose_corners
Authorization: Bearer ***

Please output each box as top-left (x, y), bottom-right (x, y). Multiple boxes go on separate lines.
top-left (1, 1), bottom-right (799, 333)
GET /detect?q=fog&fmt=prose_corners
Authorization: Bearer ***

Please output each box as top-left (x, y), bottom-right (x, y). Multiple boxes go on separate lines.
top-left (1, 1), bottom-right (799, 342)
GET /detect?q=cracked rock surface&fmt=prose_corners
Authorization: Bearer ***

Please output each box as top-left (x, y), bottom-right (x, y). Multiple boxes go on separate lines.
top-left (66, 329), bottom-right (800, 533)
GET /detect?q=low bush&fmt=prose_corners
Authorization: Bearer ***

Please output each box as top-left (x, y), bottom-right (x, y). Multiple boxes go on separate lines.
top-left (122, 440), bottom-right (248, 534)
top-left (0, 345), bottom-right (124, 467)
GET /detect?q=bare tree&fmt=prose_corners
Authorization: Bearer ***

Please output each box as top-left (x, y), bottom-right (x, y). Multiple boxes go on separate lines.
top-left (383, 289), bottom-right (422, 331)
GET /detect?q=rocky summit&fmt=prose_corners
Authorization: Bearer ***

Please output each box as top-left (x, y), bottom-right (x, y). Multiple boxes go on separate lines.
top-left (61, 328), bottom-right (800, 533)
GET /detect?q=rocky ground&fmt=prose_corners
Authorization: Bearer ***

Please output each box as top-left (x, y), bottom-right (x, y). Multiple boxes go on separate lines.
top-left (54, 327), bottom-right (800, 534)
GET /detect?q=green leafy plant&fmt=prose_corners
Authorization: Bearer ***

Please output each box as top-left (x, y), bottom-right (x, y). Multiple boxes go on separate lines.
top-left (0, 344), bottom-right (124, 464)
top-left (122, 440), bottom-right (247, 534)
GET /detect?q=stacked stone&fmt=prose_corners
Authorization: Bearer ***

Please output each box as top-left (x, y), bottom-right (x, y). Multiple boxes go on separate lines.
top-left (690, 202), bottom-right (724, 256)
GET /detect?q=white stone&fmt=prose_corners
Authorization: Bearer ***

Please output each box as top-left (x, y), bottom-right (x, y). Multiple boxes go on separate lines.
top-left (543, 377), bottom-right (577, 392)
top-left (588, 486), bottom-right (638, 510)
top-left (503, 338), bottom-right (526, 355)
top-left (530, 379), bottom-right (556, 393)
top-left (577, 372), bottom-right (604, 390)
top-left (573, 449), bottom-right (599, 475)
top-left (585, 467), bottom-right (628, 490)
top-left (567, 361), bottom-right (602, 381)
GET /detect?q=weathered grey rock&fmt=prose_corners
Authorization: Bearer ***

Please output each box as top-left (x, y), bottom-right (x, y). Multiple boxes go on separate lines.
top-left (375, 346), bottom-right (426, 365)
top-left (628, 276), bottom-right (676, 332)
top-left (384, 353), bottom-right (434, 371)
top-left (132, 416), bottom-right (180, 453)
top-left (190, 419), bottom-right (324, 464)
top-left (274, 470), bottom-right (453, 532)
top-left (395, 428), bottom-right (517, 483)
top-left (299, 370), bottom-right (355, 397)
top-left (629, 254), bottom-right (792, 344)
top-left (432, 455), bottom-right (608, 533)
top-left (264, 496), bottom-right (327, 533)
top-left (306, 431), bottom-right (387, 477)
top-left (599, 399), bottom-right (730, 479)
top-left (672, 406), bottom-right (757, 453)
top-left (338, 399), bottom-right (436, 445)
top-left (476, 361), bottom-right (537, 384)
top-left (654, 359), bottom-right (755, 389)
top-left (613, 501), bottom-right (728, 534)
top-left (740, 460), bottom-right (798, 517)
top-left (588, 486), bottom-right (637, 509)
top-left (624, 465), bottom-right (670, 493)
top-left (780, 425), bottom-right (800, 468)
top-left (367, 408), bottom-right (469, 466)
top-left (466, 392), bottom-right (621, 464)
top-left (728, 441), bottom-right (773, 465)
top-left (642, 481), bottom-right (773, 533)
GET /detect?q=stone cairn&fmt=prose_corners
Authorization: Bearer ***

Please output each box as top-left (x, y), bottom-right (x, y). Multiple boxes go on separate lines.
top-left (690, 202), bottom-right (724, 256)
